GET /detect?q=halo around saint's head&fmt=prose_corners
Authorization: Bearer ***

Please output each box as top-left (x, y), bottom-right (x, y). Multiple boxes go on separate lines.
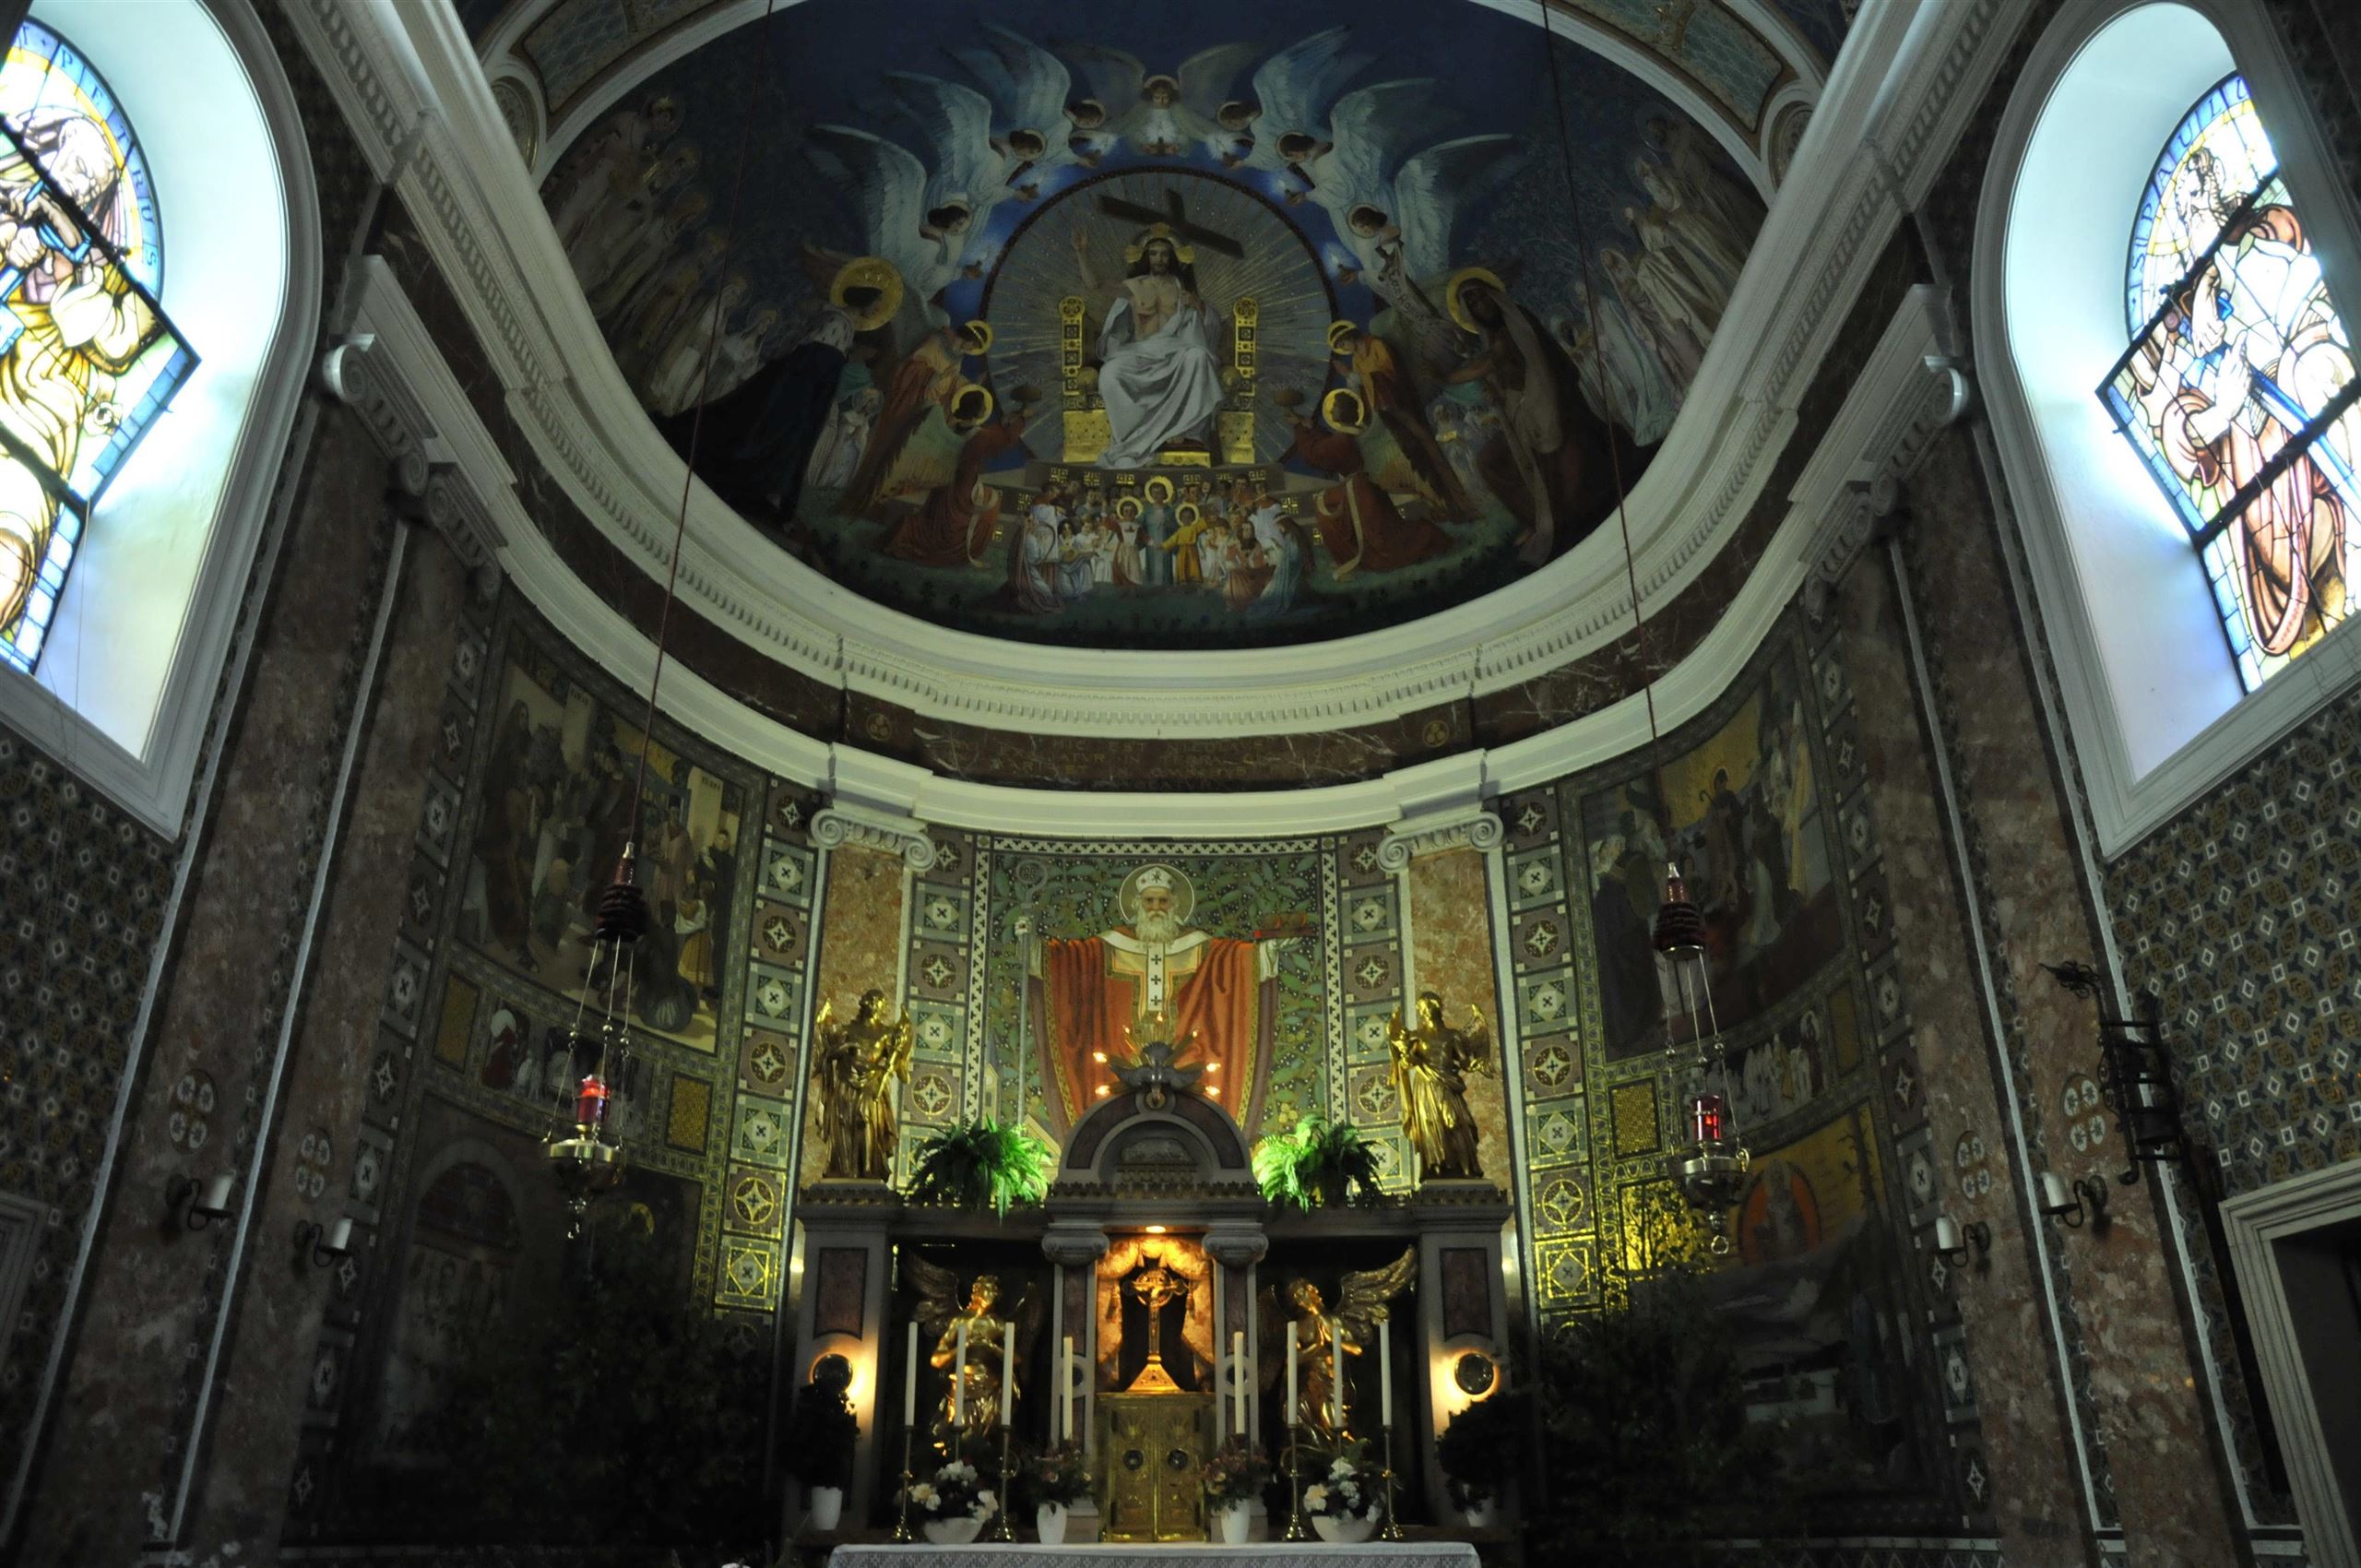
top-left (1119, 862), bottom-right (1196, 928)
top-left (1445, 266), bottom-right (1505, 334)
top-left (1115, 495), bottom-right (1142, 518)
top-left (1144, 475), bottom-right (1176, 504)
top-left (950, 382), bottom-right (994, 423)
top-left (1175, 501), bottom-right (1201, 527)
top-left (1124, 221), bottom-right (1196, 267)
top-left (830, 256), bottom-right (905, 331)
top-left (959, 318), bottom-right (994, 354)
top-left (1327, 318), bottom-right (1358, 354)
top-left (1321, 386), bottom-right (1369, 435)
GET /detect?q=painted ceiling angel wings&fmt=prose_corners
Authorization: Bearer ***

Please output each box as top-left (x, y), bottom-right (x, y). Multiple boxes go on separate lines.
top-left (1241, 26), bottom-right (1376, 184)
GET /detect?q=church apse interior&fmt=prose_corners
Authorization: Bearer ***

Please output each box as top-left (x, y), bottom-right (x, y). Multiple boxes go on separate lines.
top-left (4, 1), bottom-right (2361, 1566)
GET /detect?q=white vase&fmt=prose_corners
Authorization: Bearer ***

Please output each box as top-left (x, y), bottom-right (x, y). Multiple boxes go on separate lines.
top-left (1463, 1495), bottom-right (1495, 1529)
top-left (1216, 1502), bottom-right (1252, 1543)
top-left (1313, 1513), bottom-right (1378, 1545)
top-left (924, 1516), bottom-right (985, 1545)
top-left (1037, 1502), bottom-right (1069, 1543)
top-left (808, 1485), bottom-right (844, 1531)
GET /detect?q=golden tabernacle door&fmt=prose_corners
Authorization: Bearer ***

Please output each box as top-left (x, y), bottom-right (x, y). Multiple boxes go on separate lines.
top-left (1097, 1392), bottom-right (1215, 1541)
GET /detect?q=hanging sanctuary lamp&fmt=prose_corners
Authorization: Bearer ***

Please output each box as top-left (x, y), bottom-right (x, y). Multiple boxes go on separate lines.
top-left (1536, 6), bottom-right (1750, 1244)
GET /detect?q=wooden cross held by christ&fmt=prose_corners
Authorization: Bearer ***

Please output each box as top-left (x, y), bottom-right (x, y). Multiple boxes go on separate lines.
top-left (1095, 187), bottom-right (1247, 260)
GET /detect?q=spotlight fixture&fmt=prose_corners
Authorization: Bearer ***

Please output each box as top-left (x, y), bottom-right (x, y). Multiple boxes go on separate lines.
top-left (292, 1218), bottom-right (353, 1269)
top-left (2037, 1171), bottom-right (2108, 1229)
top-left (165, 1173), bottom-right (233, 1231)
top-left (1932, 1214), bottom-right (1990, 1265)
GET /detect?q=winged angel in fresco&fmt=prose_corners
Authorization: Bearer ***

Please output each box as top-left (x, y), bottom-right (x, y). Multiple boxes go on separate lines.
top-left (1258, 1246), bottom-right (1415, 1446)
top-left (907, 1254), bottom-right (1046, 1445)
top-left (1059, 40), bottom-right (1263, 162)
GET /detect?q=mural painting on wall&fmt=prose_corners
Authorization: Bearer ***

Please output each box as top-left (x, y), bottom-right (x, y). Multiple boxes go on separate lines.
top-left (461, 641), bottom-right (745, 1051)
top-left (1697, 1104), bottom-right (1926, 1496)
top-left (1581, 648), bottom-right (1838, 1061)
top-left (984, 843), bottom-right (1327, 1140)
top-left (540, 0), bottom-right (1765, 647)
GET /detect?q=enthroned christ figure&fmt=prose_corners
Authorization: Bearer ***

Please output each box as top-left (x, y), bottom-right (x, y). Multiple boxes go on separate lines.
top-left (1029, 865), bottom-right (1280, 1134)
top-left (1071, 223), bottom-right (1228, 469)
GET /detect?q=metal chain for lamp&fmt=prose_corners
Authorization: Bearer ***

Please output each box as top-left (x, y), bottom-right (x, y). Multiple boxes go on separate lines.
top-left (1535, 4), bottom-right (1750, 1241)
top-left (542, 0), bottom-right (782, 1230)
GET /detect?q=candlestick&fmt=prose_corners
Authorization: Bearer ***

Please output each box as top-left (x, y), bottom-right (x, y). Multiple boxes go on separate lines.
top-left (1331, 1329), bottom-right (1344, 1435)
top-left (1378, 1318), bottom-right (1392, 1427)
top-left (1232, 1330), bottom-right (1247, 1436)
top-left (904, 1321), bottom-right (919, 1427)
top-left (991, 1425), bottom-right (1017, 1540)
top-left (1379, 1418), bottom-right (1405, 1541)
top-left (1282, 1418), bottom-right (1308, 1540)
top-left (953, 1320), bottom-right (968, 1431)
top-left (1285, 1323), bottom-right (1299, 1426)
top-left (893, 1425), bottom-right (916, 1542)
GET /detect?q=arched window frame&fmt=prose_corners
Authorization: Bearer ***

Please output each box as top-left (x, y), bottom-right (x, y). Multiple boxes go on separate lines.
top-left (0, 0), bottom-right (323, 835)
top-left (1975, 0), bottom-right (2361, 857)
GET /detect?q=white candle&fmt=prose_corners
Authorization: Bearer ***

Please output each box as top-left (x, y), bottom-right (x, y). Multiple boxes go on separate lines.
top-left (1378, 1319), bottom-right (1392, 1427)
top-left (953, 1319), bottom-right (968, 1427)
top-left (1232, 1330), bottom-right (1247, 1436)
top-left (1285, 1323), bottom-right (1299, 1426)
top-left (200, 1173), bottom-right (233, 1213)
top-left (904, 1321), bottom-right (919, 1426)
top-left (1001, 1324), bottom-right (1015, 1428)
top-left (1062, 1336), bottom-right (1075, 1442)
top-left (1934, 1215), bottom-right (1962, 1253)
top-left (1332, 1330), bottom-right (1344, 1431)
top-left (2040, 1171), bottom-right (2070, 1214)
top-left (326, 1218), bottom-right (352, 1253)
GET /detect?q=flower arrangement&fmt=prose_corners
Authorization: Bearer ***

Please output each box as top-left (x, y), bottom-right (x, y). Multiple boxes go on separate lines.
top-left (1436, 1390), bottom-right (1526, 1508)
top-left (1302, 1452), bottom-right (1382, 1520)
top-left (1021, 1442), bottom-right (1094, 1508)
top-left (905, 1458), bottom-right (998, 1524)
top-left (1202, 1443), bottom-right (1273, 1508)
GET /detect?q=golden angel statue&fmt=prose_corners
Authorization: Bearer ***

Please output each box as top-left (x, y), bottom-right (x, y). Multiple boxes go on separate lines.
top-left (908, 1256), bottom-right (1043, 1446)
top-left (1259, 1246), bottom-right (1414, 1443)
top-left (1387, 991), bottom-right (1494, 1179)
top-left (813, 988), bottom-right (911, 1180)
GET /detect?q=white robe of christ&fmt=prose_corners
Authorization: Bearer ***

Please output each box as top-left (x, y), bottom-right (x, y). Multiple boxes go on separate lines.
top-left (1095, 277), bottom-right (1227, 469)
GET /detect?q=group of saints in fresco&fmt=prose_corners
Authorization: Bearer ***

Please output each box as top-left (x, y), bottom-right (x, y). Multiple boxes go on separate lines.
top-left (538, 18), bottom-right (1767, 642)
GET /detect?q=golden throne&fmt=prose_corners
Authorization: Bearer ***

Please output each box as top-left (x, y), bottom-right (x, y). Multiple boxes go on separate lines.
top-left (1059, 295), bottom-right (1259, 468)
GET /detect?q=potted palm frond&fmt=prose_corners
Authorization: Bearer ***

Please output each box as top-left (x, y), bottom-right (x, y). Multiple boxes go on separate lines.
top-left (783, 1353), bottom-right (860, 1530)
top-left (1253, 1115), bottom-right (1380, 1208)
top-left (908, 1119), bottom-right (1054, 1214)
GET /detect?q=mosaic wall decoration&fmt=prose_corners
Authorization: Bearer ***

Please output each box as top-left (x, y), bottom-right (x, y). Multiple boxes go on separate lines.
top-left (1505, 613), bottom-right (1996, 1535)
top-left (968, 833), bottom-right (1343, 1150)
top-left (282, 598), bottom-right (808, 1537)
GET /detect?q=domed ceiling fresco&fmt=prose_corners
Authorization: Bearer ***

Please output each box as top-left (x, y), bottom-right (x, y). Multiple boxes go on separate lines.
top-left (535, 0), bottom-right (1774, 648)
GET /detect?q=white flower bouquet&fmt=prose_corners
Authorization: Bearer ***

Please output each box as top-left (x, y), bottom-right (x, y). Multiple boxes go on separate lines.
top-left (906, 1458), bottom-right (998, 1523)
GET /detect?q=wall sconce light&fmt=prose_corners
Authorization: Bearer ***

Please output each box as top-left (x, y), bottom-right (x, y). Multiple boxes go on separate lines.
top-left (2037, 1171), bottom-right (2108, 1230)
top-left (1933, 1215), bottom-right (1990, 1265)
top-left (292, 1218), bottom-right (354, 1269)
top-left (2046, 960), bottom-right (2187, 1182)
top-left (165, 1173), bottom-right (234, 1231)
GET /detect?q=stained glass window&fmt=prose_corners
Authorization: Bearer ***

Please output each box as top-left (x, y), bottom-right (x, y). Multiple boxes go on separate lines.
top-left (2101, 76), bottom-right (2358, 692)
top-left (0, 20), bottom-right (195, 676)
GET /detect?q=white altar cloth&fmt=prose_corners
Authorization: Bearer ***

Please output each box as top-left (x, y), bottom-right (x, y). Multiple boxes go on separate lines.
top-left (830, 1545), bottom-right (1480, 1568)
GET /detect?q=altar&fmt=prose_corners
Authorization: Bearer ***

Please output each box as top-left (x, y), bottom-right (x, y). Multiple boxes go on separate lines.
top-left (785, 1013), bottom-right (1519, 1546)
top-left (828, 1546), bottom-right (1481, 1568)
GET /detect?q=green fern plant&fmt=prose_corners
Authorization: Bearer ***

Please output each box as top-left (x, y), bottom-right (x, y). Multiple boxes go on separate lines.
top-left (1253, 1115), bottom-right (1381, 1208)
top-left (908, 1119), bottom-right (1054, 1214)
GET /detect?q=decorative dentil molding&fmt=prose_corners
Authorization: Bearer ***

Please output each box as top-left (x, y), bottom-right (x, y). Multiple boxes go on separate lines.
top-left (811, 802), bottom-right (940, 872)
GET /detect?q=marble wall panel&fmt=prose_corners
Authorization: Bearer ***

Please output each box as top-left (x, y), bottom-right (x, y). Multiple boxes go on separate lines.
top-left (801, 842), bottom-right (908, 1186)
top-left (1404, 847), bottom-right (1511, 1182)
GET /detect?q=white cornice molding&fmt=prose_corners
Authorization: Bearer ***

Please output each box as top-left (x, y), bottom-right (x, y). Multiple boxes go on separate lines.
top-left (287, 0), bottom-right (2008, 768)
top-left (810, 802), bottom-right (940, 871)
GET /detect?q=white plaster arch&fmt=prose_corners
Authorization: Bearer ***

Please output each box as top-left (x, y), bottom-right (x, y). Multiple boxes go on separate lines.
top-left (0, 0), bottom-right (324, 835)
top-left (1972, 0), bottom-right (2361, 857)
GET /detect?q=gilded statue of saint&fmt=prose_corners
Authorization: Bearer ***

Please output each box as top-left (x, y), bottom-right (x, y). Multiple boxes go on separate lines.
top-left (1261, 1247), bottom-right (1414, 1444)
top-left (813, 988), bottom-right (912, 1181)
top-left (1386, 991), bottom-right (1493, 1179)
top-left (909, 1257), bottom-right (1042, 1445)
